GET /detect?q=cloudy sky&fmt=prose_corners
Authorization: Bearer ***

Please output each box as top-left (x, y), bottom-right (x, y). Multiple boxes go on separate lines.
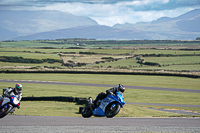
top-left (0, 0), bottom-right (200, 26)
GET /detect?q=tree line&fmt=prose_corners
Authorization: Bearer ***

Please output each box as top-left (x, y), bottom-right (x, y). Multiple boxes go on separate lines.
top-left (38, 39), bottom-right (200, 46)
top-left (0, 56), bottom-right (62, 64)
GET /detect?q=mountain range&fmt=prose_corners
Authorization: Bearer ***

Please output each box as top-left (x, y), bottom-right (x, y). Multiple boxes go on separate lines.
top-left (0, 9), bottom-right (200, 41)
top-left (0, 10), bottom-right (98, 40)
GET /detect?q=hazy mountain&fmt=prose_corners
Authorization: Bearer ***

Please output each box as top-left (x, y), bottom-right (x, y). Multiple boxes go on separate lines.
top-left (176, 15), bottom-right (200, 32)
top-left (1, 9), bottom-right (200, 41)
top-left (12, 25), bottom-right (167, 40)
top-left (0, 10), bottom-right (98, 39)
top-left (0, 27), bottom-right (18, 40)
top-left (113, 9), bottom-right (200, 40)
top-left (151, 9), bottom-right (200, 24)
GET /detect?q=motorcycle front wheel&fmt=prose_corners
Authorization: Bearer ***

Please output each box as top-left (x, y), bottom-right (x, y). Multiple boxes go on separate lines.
top-left (81, 105), bottom-right (93, 118)
top-left (0, 104), bottom-right (13, 118)
top-left (105, 103), bottom-right (120, 118)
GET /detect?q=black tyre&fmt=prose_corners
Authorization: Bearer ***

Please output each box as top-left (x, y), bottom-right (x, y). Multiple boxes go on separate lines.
top-left (105, 103), bottom-right (120, 118)
top-left (81, 105), bottom-right (93, 118)
top-left (0, 104), bottom-right (13, 119)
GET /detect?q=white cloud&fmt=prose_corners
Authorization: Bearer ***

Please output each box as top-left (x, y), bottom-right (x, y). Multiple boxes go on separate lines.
top-left (1, 0), bottom-right (200, 26)
top-left (39, 1), bottom-right (199, 26)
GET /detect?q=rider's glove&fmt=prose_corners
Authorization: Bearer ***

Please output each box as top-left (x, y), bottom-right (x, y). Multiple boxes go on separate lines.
top-left (106, 90), bottom-right (114, 96)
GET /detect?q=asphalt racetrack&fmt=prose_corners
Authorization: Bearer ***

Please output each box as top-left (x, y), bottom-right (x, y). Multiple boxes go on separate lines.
top-left (1, 79), bottom-right (200, 93)
top-left (1, 115), bottom-right (200, 132)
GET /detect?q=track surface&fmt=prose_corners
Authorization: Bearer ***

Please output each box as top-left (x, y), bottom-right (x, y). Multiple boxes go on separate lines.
top-left (1, 79), bottom-right (200, 93)
top-left (1, 116), bottom-right (200, 132)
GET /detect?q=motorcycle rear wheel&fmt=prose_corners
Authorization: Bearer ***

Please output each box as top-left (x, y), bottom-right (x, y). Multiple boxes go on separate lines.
top-left (105, 103), bottom-right (120, 118)
top-left (0, 104), bottom-right (13, 118)
top-left (81, 105), bottom-right (93, 118)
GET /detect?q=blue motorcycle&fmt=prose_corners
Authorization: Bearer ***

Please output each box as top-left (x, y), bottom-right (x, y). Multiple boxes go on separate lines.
top-left (81, 92), bottom-right (125, 118)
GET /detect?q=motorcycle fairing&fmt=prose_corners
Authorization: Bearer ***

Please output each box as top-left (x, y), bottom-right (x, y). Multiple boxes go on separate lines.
top-left (0, 96), bottom-right (20, 109)
top-left (93, 95), bottom-right (120, 116)
top-left (0, 100), bottom-right (3, 107)
top-left (10, 96), bottom-right (20, 107)
top-left (93, 107), bottom-right (105, 116)
top-left (0, 97), bottom-right (10, 108)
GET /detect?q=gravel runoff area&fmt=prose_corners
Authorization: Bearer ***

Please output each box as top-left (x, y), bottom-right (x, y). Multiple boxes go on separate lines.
top-left (0, 116), bottom-right (200, 132)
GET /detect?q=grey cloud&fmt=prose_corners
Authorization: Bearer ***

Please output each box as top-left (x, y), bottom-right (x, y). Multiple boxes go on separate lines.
top-left (1, 0), bottom-right (200, 10)
top-left (0, 0), bottom-right (137, 5)
top-left (126, 0), bottom-right (200, 11)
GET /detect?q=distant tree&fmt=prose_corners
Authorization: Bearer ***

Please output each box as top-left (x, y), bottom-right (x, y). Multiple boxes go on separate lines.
top-left (196, 37), bottom-right (200, 40)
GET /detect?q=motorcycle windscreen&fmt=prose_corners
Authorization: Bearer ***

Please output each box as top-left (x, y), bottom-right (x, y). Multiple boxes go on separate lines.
top-left (115, 92), bottom-right (125, 105)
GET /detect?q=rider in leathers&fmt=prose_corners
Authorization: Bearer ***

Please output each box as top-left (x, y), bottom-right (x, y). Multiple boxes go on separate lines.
top-left (91, 84), bottom-right (125, 108)
top-left (0, 84), bottom-right (23, 102)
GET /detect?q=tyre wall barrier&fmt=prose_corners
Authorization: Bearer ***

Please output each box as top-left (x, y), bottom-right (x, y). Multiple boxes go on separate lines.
top-left (1, 70), bottom-right (199, 78)
top-left (22, 96), bottom-right (87, 105)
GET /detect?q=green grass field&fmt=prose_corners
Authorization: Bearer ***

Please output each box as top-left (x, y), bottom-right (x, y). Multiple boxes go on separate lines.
top-left (1, 73), bottom-right (200, 89)
top-left (14, 101), bottom-right (184, 117)
top-left (1, 73), bottom-right (200, 117)
top-left (0, 52), bottom-right (61, 60)
top-left (134, 49), bottom-right (200, 55)
top-left (0, 41), bottom-right (75, 48)
top-left (1, 47), bottom-right (200, 72)
top-left (0, 47), bottom-right (86, 53)
top-left (0, 41), bottom-right (200, 117)
top-left (143, 56), bottom-right (200, 65)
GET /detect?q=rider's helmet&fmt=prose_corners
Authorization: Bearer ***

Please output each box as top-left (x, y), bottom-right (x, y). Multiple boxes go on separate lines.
top-left (117, 84), bottom-right (125, 93)
top-left (15, 83), bottom-right (23, 93)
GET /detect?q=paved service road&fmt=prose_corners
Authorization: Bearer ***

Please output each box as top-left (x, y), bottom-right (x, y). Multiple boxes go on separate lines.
top-left (0, 116), bottom-right (200, 132)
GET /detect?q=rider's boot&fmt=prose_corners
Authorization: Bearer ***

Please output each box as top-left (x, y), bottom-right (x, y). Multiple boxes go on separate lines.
top-left (88, 97), bottom-right (94, 110)
top-left (88, 97), bottom-right (93, 104)
top-left (9, 108), bottom-right (15, 113)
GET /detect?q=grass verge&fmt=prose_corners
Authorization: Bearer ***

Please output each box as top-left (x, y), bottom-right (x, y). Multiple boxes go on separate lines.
top-left (12, 101), bottom-right (199, 117)
top-left (0, 73), bottom-right (199, 117)
top-left (0, 73), bottom-right (200, 89)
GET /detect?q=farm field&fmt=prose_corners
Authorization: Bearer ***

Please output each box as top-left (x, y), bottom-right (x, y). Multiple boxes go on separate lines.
top-left (0, 46), bottom-right (200, 73)
top-left (1, 39), bottom-right (200, 49)
top-left (0, 40), bottom-right (200, 117)
top-left (0, 51), bottom-right (60, 60)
